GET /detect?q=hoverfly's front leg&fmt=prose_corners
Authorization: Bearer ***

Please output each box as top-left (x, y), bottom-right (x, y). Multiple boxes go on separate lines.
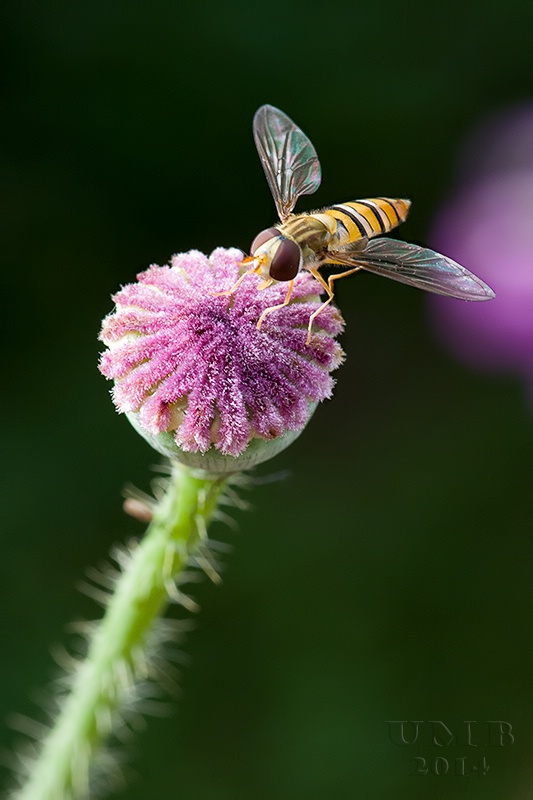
top-left (212, 256), bottom-right (262, 297)
top-left (306, 265), bottom-right (362, 344)
top-left (256, 279), bottom-right (294, 330)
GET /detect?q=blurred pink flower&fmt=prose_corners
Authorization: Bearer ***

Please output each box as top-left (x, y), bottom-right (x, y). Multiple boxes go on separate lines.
top-left (99, 247), bottom-right (344, 461)
top-left (429, 105), bottom-right (533, 400)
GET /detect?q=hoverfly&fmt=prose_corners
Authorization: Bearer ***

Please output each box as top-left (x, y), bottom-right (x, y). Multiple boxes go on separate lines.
top-left (220, 105), bottom-right (495, 343)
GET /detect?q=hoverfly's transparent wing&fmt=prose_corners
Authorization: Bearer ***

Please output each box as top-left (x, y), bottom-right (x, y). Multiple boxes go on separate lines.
top-left (253, 105), bottom-right (322, 223)
top-left (325, 238), bottom-right (495, 300)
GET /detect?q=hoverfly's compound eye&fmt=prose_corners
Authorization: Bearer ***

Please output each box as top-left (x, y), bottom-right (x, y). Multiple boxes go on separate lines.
top-left (269, 238), bottom-right (301, 281)
top-left (251, 227), bottom-right (280, 254)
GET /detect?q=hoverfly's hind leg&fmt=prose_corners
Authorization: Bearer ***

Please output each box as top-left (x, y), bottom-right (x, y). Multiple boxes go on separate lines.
top-left (212, 257), bottom-right (261, 297)
top-left (306, 267), bottom-right (333, 344)
top-left (256, 280), bottom-right (295, 330)
top-left (306, 265), bottom-right (362, 344)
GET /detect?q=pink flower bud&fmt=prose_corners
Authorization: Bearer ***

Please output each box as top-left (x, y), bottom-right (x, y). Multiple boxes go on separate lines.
top-left (99, 248), bottom-right (344, 472)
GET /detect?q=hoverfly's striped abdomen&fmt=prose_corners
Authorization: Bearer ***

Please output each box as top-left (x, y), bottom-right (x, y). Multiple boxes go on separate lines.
top-left (324, 198), bottom-right (411, 245)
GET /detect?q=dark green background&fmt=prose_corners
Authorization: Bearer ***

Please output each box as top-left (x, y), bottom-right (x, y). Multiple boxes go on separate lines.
top-left (2, 1), bottom-right (533, 798)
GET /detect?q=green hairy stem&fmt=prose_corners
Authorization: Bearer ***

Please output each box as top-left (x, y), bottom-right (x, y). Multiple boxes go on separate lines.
top-left (13, 464), bottom-right (227, 800)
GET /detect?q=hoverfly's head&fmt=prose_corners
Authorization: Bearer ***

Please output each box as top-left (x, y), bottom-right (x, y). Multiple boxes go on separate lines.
top-left (250, 227), bottom-right (303, 284)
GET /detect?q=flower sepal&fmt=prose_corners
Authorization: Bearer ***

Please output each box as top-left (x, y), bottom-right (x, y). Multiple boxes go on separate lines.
top-left (126, 407), bottom-right (318, 475)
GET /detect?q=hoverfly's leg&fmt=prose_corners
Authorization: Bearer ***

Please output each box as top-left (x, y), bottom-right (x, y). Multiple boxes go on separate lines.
top-left (256, 280), bottom-right (294, 330)
top-left (212, 259), bottom-right (261, 297)
top-left (305, 266), bottom-right (361, 344)
top-left (326, 266), bottom-right (362, 289)
top-left (305, 267), bottom-right (333, 344)
top-left (307, 266), bottom-right (331, 296)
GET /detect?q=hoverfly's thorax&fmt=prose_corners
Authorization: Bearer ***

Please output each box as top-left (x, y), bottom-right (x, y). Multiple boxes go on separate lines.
top-left (279, 214), bottom-right (333, 258)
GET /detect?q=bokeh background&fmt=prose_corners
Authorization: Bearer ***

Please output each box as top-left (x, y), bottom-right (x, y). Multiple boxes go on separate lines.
top-left (2, 1), bottom-right (533, 798)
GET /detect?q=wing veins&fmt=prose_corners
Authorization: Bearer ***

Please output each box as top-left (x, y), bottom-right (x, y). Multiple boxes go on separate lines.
top-left (253, 105), bottom-right (322, 222)
top-left (321, 239), bottom-right (495, 301)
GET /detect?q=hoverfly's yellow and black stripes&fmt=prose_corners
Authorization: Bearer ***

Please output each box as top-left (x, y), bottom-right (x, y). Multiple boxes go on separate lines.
top-left (324, 198), bottom-right (411, 244)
